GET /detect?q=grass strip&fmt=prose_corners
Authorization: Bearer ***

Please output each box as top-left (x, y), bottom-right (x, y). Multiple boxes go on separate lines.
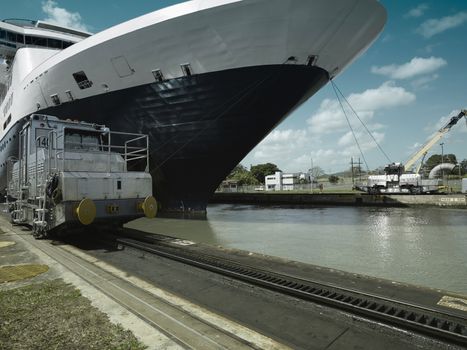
top-left (0, 279), bottom-right (146, 350)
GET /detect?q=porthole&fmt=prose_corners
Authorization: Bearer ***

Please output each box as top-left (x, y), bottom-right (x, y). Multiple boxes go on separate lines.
top-left (152, 69), bottom-right (164, 82)
top-left (181, 63), bottom-right (192, 77)
top-left (51, 94), bottom-right (61, 105)
top-left (65, 90), bottom-right (74, 101)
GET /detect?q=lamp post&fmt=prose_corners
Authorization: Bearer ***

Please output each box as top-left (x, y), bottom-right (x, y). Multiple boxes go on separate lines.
top-left (310, 156), bottom-right (314, 193)
top-left (458, 163), bottom-right (461, 192)
top-left (440, 142), bottom-right (444, 184)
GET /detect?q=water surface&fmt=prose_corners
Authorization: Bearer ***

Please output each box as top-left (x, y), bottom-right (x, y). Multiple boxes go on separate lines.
top-left (127, 205), bottom-right (467, 294)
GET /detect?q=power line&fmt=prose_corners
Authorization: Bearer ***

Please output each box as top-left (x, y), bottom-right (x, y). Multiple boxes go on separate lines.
top-left (332, 82), bottom-right (392, 164)
top-left (331, 80), bottom-right (370, 172)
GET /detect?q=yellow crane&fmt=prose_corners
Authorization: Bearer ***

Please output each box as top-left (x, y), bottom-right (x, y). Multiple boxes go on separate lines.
top-left (404, 110), bottom-right (467, 173)
top-left (366, 109), bottom-right (466, 194)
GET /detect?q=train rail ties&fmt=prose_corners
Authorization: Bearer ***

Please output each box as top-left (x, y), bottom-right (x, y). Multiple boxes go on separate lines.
top-left (117, 236), bottom-right (467, 347)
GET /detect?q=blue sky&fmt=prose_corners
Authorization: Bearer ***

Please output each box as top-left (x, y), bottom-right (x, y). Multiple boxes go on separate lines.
top-left (3, 0), bottom-right (467, 173)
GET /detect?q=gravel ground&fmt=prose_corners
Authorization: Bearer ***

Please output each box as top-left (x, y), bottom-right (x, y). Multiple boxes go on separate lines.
top-left (0, 279), bottom-right (147, 350)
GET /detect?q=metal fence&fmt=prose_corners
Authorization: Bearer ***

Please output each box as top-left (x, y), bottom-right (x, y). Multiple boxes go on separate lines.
top-left (217, 178), bottom-right (357, 193)
top-left (217, 177), bottom-right (465, 194)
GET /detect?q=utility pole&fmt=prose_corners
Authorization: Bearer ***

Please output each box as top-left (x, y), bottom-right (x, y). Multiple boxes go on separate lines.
top-left (310, 156), bottom-right (314, 193)
top-left (358, 157), bottom-right (362, 183)
top-left (440, 142), bottom-right (444, 185)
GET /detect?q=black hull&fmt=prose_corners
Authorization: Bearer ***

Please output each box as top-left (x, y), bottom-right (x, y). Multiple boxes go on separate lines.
top-left (31, 65), bottom-right (328, 212)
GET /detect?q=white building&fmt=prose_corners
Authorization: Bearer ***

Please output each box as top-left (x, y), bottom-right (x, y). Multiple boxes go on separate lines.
top-left (265, 171), bottom-right (302, 191)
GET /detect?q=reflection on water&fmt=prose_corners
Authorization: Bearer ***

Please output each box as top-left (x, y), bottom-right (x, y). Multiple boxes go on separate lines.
top-left (127, 204), bottom-right (467, 294)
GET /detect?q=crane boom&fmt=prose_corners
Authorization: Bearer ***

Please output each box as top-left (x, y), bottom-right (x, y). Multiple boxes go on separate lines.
top-left (404, 110), bottom-right (467, 172)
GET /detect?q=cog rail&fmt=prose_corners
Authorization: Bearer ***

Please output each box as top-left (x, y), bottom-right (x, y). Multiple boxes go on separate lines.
top-left (116, 236), bottom-right (467, 347)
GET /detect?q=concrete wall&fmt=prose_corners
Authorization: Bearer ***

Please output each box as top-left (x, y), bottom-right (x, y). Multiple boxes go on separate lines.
top-left (211, 193), bottom-right (467, 209)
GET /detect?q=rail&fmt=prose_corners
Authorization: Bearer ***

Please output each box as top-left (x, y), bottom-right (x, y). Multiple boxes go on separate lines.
top-left (116, 235), bottom-right (467, 347)
top-left (46, 128), bottom-right (149, 173)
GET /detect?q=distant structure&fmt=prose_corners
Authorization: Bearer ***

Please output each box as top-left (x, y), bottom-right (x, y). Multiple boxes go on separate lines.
top-left (265, 171), bottom-right (305, 191)
top-left (462, 179), bottom-right (467, 194)
top-left (218, 180), bottom-right (239, 193)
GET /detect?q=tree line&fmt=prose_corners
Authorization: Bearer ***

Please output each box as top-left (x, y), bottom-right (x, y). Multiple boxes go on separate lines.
top-left (226, 154), bottom-right (467, 187)
top-left (226, 163), bottom-right (281, 186)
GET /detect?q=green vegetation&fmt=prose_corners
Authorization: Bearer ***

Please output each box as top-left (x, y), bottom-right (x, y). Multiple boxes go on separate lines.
top-left (0, 280), bottom-right (146, 350)
top-left (423, 154), bottom-right (458, 173)
top-left (461, 159), bottom-right (467, 175)
top-left (226, 165), bottom-right (259, 186)
top-left (328, 175), bottom-right (340, 184)
top-left (250, 163), bottom-right (281, 184)
top-left (226, 163), bottom-right (281, 185)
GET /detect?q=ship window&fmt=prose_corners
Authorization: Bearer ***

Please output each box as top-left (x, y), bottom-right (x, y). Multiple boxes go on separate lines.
top-left (31, 36), bottom-right (47, 47)
top-left (73, 71), bottom-right (93, 90)
top-left (50, 94), bottom-right (61, 105)
top-left (63, 41), bottom-right (73, 49)
top-left (47, 38), bottom-right (62, 49)
top-left (16, 34), bottom-right (24, 44)
top-left (181, 64), bottom-right (192, 77)
top-left (65, 90), bottom-right (74, 101)
top-left (3, 115), bottom-right (11, 130)
top-left (152, 69), bottom-right (164, 82)
top-left (0, 30), bottom-right (5, 40)
top-left (7, 31), bottom-right (16, 42)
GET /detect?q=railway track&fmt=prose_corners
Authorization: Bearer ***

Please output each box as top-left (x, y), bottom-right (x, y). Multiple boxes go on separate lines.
top-left (9, 224), bottom-right (289, 350)
top-left (115, 232), bottom-right (467, 347)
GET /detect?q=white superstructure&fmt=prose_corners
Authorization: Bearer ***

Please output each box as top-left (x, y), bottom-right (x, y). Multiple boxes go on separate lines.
top-left (1, 0), bottom-right (385, 139)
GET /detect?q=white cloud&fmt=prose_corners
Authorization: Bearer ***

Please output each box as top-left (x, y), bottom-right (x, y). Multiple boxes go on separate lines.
top-left (405, 4), bottom-right (429, 18)
top-left (338, 131), bottom-right (385, 156)
top-left (243, 83), bottom-right (415, 173)
top-left (307, 81), bottom-right (415, 134)
top-left (417, 12), bottom-right (467, 38)
top-left (253, 129), bottom-right (308, 161)
top-left (42, 0), bottom-right (89, 32)
top-left (249, 129), bottom-right (318, 172)
top-left (371, 57), bottom-right (447, 80)
top-left (411, 74), bottom-right (439, 89)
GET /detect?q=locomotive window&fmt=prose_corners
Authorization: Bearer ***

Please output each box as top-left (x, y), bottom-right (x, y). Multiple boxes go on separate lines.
top-left (65, 130), bottom-right (100, 151)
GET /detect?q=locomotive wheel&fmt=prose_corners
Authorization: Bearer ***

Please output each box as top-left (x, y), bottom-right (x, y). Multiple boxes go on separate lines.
top-left (32, 224), bottom-right (47, 240)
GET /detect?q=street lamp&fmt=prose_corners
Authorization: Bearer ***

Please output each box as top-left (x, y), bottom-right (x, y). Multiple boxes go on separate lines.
top-left (310, 156), bottom-right (314, 193)
top-left (440, 142), bottom-right (444, 183)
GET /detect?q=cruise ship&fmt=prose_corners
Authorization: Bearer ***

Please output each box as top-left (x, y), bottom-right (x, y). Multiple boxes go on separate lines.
top-left (0, 0), bottom-right (386, 213)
